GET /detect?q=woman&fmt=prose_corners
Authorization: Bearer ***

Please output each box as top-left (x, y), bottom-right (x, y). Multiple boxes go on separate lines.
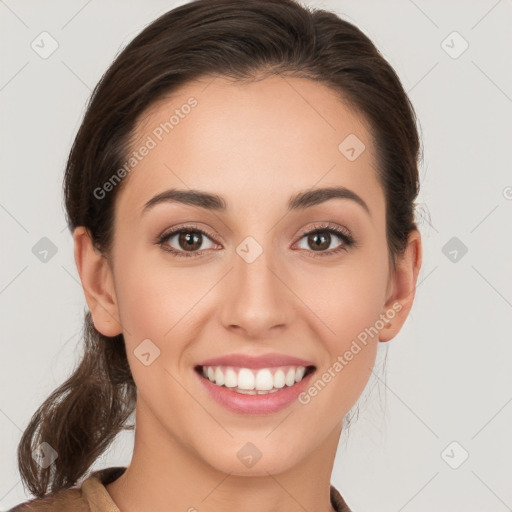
top-left (10, 0), bottom-right (422, 510)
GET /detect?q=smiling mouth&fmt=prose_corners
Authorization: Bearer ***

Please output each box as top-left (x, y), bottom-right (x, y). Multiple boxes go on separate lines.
top-left (195, 364), bottom-right (316, 395)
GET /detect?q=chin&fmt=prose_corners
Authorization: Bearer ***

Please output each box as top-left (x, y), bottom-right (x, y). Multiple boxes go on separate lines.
top-left (198, 437), bottom-right (305, 477)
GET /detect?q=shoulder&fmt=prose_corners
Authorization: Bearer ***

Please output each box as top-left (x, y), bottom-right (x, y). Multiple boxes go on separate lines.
top-left (6, 487), bottom-right (89, 512)
top-left (6, 466), bottom-right (126, 512)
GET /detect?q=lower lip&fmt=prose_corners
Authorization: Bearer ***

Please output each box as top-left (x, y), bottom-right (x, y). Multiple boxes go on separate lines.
top-left (196, 368), bottom-right (315, 415)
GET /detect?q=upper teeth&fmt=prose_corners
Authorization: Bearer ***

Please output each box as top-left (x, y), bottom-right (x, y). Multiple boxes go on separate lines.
top-left (201, 365), bottom-right (307, 391)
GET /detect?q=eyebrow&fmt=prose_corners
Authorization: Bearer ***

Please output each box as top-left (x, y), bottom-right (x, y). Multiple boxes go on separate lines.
top-left (141, 186), bottom-right (370, 217)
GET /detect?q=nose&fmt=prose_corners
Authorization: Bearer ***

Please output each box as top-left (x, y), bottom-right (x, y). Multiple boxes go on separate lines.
top-left (219, 242), bottom-right (292, 339)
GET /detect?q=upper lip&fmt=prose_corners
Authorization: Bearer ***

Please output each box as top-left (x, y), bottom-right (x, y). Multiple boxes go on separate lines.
top-left (196, 353), bottom-right (315, 369)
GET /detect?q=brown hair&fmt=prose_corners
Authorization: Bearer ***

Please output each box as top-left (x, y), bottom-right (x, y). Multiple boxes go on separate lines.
top-left (17, 0), bottom-right (421, 498)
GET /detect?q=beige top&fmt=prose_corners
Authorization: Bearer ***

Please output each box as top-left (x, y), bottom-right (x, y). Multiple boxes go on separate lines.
top-left (9, 466), bottom-right (352, 511)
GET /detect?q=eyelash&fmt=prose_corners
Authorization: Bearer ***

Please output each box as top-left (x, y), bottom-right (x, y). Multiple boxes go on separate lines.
top-left (156, 222), bottom-right (355, 259)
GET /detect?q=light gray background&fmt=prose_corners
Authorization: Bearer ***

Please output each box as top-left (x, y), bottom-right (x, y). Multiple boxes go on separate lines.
top-left (1, 1), bottom-right (511, 511)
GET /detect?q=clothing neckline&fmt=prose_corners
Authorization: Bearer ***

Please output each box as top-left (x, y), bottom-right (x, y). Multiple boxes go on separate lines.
top-left (82, 466), bottom-right (351, 512)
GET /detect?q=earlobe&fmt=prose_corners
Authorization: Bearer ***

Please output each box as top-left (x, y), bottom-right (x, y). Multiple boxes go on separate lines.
top-left (379, 229), bottom-right (422, 342)
top-left (72, 226), bottom-right (122, 337)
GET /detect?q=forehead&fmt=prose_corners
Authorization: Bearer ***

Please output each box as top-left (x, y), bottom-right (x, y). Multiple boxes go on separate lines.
top-left (116, 74), bottom-right (383, 223)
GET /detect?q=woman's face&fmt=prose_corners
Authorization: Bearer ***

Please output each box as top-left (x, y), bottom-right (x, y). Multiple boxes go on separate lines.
top-left (80, 75), bottom-right (419, 476)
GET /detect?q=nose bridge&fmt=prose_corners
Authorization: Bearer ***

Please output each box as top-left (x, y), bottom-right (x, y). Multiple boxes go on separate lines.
top-left (220, 233), bottom-right (290, 334)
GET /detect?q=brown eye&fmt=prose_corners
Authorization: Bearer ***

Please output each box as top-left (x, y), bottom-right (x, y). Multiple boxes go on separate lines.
top-left (306, 232), bottom-right (332, 251)
top-left (158, 227), bottom-right (218, 258)
top-left (294, 224), bottom-right (355, 257)
top-left (297, 229), bottom-right (346, 252)
top-left (177, 231), bottom-right (203, 251)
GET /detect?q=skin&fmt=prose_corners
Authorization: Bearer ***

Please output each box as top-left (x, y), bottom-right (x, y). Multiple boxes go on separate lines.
top-left (73, 75), bottom-right (421, 512)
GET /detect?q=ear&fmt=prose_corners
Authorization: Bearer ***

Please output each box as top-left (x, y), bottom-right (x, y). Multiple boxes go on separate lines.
top-left (379, 229), bottom-right (422, 342)
top-left (73, 226), bottom-right (122, 337)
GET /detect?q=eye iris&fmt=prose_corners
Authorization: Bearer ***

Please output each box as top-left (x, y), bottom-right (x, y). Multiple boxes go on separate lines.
top-left (309, 232), bottom-right (330, 251)
top-left (179, 231), bottom-right (202, 251)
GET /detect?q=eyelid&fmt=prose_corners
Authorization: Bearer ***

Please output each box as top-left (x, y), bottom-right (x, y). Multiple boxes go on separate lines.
top-left (157, 221), bottom-right (355, 257)
top-left (157, 222), bottom-right (223, 244)
top-left (291, 222), bottom-right (355, 254)
top-left (294, 221), bottom-right (352, 242)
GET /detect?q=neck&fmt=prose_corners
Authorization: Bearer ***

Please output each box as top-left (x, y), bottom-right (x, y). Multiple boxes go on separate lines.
top-left (106, 399), bottom-right (341, 512)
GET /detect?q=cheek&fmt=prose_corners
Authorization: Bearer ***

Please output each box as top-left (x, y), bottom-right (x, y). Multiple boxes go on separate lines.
top-left (299, 257), bottom-right (388, 346)
top-left (297, 271), bottom-right (384, 419)
top-left (295, 251), bottom-right (388, 406)
top-left (113, 257), bottom-right (198, 409)
top-left (113, 244), bottom-right (200, 337)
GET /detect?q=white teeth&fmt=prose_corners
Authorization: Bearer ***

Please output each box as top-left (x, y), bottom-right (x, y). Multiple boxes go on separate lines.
top-left (255, 369), bottom-right (273, 390)
top-left (224, 368), bottom-right (238, 388)
top-left (273, 369), bottom-right (285, 388)
top-left (285, 368), bottom-right (296, 386)
top-left (199, 364), bottom-right (310, 392)
top-left (214, 367), bottom-right (224, 386)
top-left (238, 368), bottom-right (255, 390)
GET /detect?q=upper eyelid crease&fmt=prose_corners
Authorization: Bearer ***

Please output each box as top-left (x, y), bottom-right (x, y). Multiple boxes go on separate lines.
top-left (141, 186), bottom-right (370, 218)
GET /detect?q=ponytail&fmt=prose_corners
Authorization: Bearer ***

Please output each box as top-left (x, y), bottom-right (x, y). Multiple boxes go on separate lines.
top-left (17, 311), bottom-right (136, 497)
